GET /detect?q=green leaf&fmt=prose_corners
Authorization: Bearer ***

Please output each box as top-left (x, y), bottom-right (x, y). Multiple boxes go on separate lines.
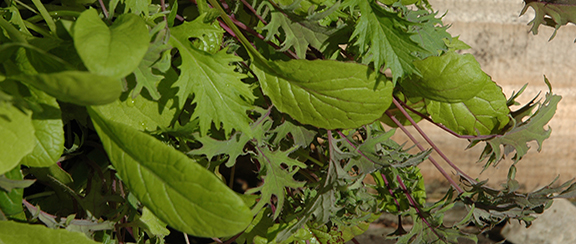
top-left (475, 86), bottom-right (562, 165)
top-left (0, 221), bottom-right (100, 244)
top-left (401, 51), bottom-right (491, 103)
top-left (521, 0), bottom-right (576, 40)
top-left (253, 59), bottom-right (394, 130)
top-left (347, 0), bottom-right (425, 81)
top-left (0, 104), bottom-right (34, 175)
top-left (169, 17), bottom-right (255, 136)
top-left (137, 207), bottom-right (171, 237)
top-left (0, 167), bottom-right (29, 219)
top-left (191, 133), bottom-right (251, 167)
top-left (73, 9), bottom-right (149, 79)
top-left (262, 12), bottom-right (331, 59)
top-left (13, 71), bottom-right (122, 106)
top-left (426, 80), bottom-right (510, 136)
top-left (20, 88), bottom-right (64, 167)
top-left (88, 107), bottom-right (252, 237)
top-left (246, 146), bottom-right (307, 219)
top-left (132, 22), bottom-right (172, 100)
top-left (92, 68), bottom-right (179, 131)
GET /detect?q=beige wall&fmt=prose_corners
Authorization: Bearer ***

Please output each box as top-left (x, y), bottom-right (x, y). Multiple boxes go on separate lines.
top-left (392, 0), bottom-right (576, 191)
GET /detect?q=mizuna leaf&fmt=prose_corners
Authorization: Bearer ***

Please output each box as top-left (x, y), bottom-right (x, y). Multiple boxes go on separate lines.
top-left (132, 23), bottom-right (172, 100)
top-left (13, 71), bottom-right (122, 106)
top-left (169, 17), bottom-right (255, 136)
top-left (401, 51), bottom-right (490, 103)
top-left (246, 146), bottom-right (307, 219)
top-left (426, 81), bottom-right (510, 136)
top-left (19, 88), bottom-right (64, 167)
top-left (73, 9), bottom-right (149, 79)
top-left (253, 59), bottom-right (394, 130)
top-left (475, 87), bottom-right (562, 166)
top-left (0, 104), bottom-right (34, 175)
top-left (262, 12), bottom-right (330, 59)
top-left (88, 107), bottom-right (252, 237)
top-left (346, 0), bottom-right (425, 81)
top-left (0, 167), bottom-right (28, 219)
top-left (521, 0), bottom-right (576, 40)
top-left (0, 221), bottom-right (100, 244)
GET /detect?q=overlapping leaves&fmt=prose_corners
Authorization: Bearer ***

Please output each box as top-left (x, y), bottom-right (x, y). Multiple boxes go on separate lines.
top-left (169, 16), bottom-right (255, 136)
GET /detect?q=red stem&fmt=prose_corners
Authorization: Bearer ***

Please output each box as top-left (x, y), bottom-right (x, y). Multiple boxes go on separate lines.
top-left (390, 97), bottom-right (478, 185)
top-left (385, 110), bottom-right (465, 193)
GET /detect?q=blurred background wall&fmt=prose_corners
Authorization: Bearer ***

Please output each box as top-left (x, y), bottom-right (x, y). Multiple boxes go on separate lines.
top-left (391, 0), bottom-right (576, 193)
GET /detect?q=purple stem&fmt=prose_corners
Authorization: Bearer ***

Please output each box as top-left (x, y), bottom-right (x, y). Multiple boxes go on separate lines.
top-left (396, 175), bottom-right (443, 240)
top-left (391, 97), bottom-right (478, 185)
top-left (335, 131), bottom-right (401, 208)
top-left (97, 0), bottom-right (109, 18)
top-left (385, 110), bottom-right (464, 193)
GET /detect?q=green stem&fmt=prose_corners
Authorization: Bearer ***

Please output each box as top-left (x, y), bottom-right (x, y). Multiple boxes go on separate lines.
top-left (26, 10), bottom-right (81, 23)
top-left (23, 20), bottom-right (52, 37)
top-left (0, 17), bottom-right (27, 43)
top-left (206, 0), bottom-right (269, 66)
top-left (30, 0), bottom-right (57, 34)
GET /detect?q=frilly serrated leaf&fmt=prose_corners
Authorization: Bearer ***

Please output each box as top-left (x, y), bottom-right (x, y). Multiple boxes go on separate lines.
top-left (246, 146), bottom-right (307, 219)
top-left (346, 0), bottom-right (425, 81)
top-left (521, 0), bottom-right (576, 40)
top-left (261, 11), bottom-right (331, 58)
top-left (473, 80), bottom-right (561, 167)
top-left (169, 16), bottom-right (255, 136)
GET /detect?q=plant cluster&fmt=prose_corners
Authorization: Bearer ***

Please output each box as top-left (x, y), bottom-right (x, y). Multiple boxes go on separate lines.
top-left (0, 0), bottom-right (575, 243)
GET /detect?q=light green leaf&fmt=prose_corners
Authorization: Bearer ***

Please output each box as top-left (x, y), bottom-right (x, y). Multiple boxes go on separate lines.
top-left (262, 12), bottom-right (330, 59)
top-left (401, 51), bottom-right (490, 103)
top-left (0, 167), bottom-right (29, 219)
top-left (138, 207), bottom-right (170, 237)
top-left (0, 221), bottom-right (100, 244)
top-left (88, 107), bottom-right (252, 237)
top-left (253, 59), bottom-right (394, 130)
top-left (93, 68), bottom-right (179, 131)
top-left (0, 104), bottom-right (34, 175)
top-left (132, 23), bottom-right (172, 100)
top-left (191, 133), bottom-right (251, 167)
top-left (476, 87), bottom-right (562, 166)
top-left (426, 80), bottom-right (510, 136)
top-left (20, 88), bottom-right (64, 167)
top-left (14, 71), bottom-right (122, 106)
top-left (246, 146), bottom-right (307, 219)
top-left (169, 18), bottom-right (255, 136)
top-left (347, 0), bottom-right (424, 81)
top-left (73, 9), bottom-right (149, 79)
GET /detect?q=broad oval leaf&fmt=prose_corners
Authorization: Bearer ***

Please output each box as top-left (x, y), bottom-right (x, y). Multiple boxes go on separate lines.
top-left (88, 107), bottom-right (252, 237)
top-left (426, 81), bottom-right (510, 136)
top-left (73, 9), bottom-right (149, 79)
top-left (20, 88), bottom-right (64, 167)
top-left (401, 51), bottom-right (489, 103)
top-left (0, 104), bottom-right (34, 175)
top-left (0, 221), bottom-right (99, 244)
top-left (253, 59), bottom-right (394, 130)
top-left (14, 70), bottom-right (122, 106)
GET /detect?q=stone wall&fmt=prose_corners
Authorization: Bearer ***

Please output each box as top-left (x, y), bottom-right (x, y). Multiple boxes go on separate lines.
top-left (392, 0), bottom-right (576, 191)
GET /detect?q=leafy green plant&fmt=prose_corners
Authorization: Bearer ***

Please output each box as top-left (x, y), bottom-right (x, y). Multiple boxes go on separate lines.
top-left (0, 0), bottom-right (574, 243)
